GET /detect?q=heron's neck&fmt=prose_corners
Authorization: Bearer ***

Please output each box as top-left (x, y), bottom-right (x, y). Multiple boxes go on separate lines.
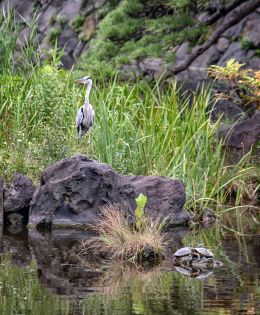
top-left (85, 80), bottom-right (92, 104)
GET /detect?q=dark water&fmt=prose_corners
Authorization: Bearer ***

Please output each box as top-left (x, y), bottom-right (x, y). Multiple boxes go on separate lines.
top-left (0, 218), bottom-right (260, 315)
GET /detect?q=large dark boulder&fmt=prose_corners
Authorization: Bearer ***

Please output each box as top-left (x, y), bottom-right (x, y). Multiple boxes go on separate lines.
top-left (219, 110), bottom-right (260, 151)
top-left (3, 173), bottom-right (36, 218)
top-left (29, 155), bottom-right (190, 229)
top-left (210, 99), bottom-right (245, 122)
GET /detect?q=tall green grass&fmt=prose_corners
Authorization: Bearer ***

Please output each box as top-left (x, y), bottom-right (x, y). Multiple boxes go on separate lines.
top-left (0, 9), bottom-right (254, 210)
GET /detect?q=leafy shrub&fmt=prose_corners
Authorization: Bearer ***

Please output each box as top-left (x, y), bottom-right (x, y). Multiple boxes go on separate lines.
top-left (208, 58), bottom-right (260, 108)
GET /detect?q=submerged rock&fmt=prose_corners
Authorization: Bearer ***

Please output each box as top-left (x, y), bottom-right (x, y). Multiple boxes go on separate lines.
top-left (29, 155), bottom-right (190, 229)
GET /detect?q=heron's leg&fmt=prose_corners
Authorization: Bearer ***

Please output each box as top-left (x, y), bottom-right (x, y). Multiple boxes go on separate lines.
top-left (87, 130), bottom-right (91, 145)
top-left (78, 127), bottom-right (82, 144)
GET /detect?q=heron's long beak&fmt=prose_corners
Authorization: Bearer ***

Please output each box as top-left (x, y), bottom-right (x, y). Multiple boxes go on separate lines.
top-left (75, 78), bottom-right (85, 84)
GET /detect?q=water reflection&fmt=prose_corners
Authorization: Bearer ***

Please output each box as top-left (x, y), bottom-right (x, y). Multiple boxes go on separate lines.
top-left (0, 221), bottom-right (260, 315)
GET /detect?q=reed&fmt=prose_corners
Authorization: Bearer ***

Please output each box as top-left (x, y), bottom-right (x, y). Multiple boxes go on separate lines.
top-left (81, 204), bottom-right (165, 261)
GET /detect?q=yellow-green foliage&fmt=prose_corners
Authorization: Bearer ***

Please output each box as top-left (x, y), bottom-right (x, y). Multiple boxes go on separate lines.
top-left (208, 59), bottom-right (260, 108)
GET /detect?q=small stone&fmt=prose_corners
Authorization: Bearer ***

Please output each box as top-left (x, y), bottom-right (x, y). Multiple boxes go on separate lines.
top-left (197, 12), bottom-right (209, 23)
top-left (247, 50), bottom-right (255, 58)
top-left (248, 57), bottom-right (260, 70)
top-left (140, 58), bottom-right (166, 80)
top-left (190, 44), bottom-right (220, 70)
top-left (217, 37), bottom-right (230, 52)
top-left (243, 14), bottom-right (260, 48)
top-left (175, 42), bottom-right (189, 60)
top-left (218, 42), bottom-right (246, 66)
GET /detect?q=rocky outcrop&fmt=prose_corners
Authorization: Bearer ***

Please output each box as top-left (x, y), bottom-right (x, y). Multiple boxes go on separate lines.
top-left (0, 0), bottom-right (110, 67)
top-left (3, 173), bottom-right (36, 223)
top-left (1, 0), bottom-right (259, 76)
top-left (29, 155), bottom-right (190, 229)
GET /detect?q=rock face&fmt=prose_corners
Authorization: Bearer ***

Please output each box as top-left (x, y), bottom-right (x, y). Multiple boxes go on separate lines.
top-left (0, 0), bottom-right (108, 67)
top-left (3, 174), bottom-right (36, 220)
top-left (2, 0), bottom-right (259, 75)
top-left (29, 155), bottom-right (190, 228)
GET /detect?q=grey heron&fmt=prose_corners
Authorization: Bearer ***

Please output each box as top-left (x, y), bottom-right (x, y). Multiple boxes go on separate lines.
top-left (75, 76), bottom-right (95, 142)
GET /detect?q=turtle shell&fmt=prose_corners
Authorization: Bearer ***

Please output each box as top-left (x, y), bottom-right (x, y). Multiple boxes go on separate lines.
top-left (193, 247), bottom-right (214, 258)
top-left (173, 247), bottom-right (192, 257)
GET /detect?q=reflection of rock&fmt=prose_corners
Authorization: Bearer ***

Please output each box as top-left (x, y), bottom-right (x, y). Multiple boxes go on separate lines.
top-left (29, 155), bottom-right (190, 229)
top-left (3, 229), bottom-right (31, 266)
top-left (27, 228), bottom-right (191, 296)
top-left (6, 213), bottom-right (24, 226)
top-left (28, 229), bottom-right (102, 296)
top-left (3, 173), bottom-right (36, 222)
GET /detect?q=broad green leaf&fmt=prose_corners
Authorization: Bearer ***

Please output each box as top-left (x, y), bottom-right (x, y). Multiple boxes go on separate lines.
top-left (136, 193), bottom-right (147, 209)
top-left (135, 206), bottom-right (144, 220)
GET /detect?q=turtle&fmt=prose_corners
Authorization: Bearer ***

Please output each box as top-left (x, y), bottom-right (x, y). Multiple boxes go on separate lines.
top-left (173, 247), bottom-right (193, 265)
top-left (174, 266), bottom-right (213, 279)
top-left (174, 266), bottom-right (191, 276)
top-left (195, 270), bottom-right (213, 280)
top-left (191, 247), bottom-right (214, 260)
top-left (191, 258), bottom-right (214, 269)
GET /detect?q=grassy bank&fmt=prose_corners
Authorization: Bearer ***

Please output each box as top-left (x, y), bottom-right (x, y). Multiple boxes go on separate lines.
top-left (0, 10), bottom-right (256, 212)
top-left (78, 0), bottom-right (210, 77)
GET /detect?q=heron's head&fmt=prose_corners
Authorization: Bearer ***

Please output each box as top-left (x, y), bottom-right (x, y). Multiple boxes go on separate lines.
top-left (76, 76), bottom-right (92, 85)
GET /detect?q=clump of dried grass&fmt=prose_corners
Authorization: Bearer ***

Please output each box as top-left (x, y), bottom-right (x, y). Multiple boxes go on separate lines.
top-left (82, 205), bottom-right (166, 262)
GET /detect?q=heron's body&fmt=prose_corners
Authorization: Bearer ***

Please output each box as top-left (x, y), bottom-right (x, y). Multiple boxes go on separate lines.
top-left (76, 101), bottom-right (95, 138)
top-left (75, 76), bottom-right (95, 141)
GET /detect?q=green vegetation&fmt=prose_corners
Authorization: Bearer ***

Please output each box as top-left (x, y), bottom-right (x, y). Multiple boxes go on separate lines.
top-left (82, 194), bottom-right (165, 261)
top-left (0, 9), bottom-right (257, 213)
top-left (240, 36), bottom-right (253, 51)
top-left (50, 14), bottom-right (68, 26)
top-left (47, 26), bottom-right (62, 44)
top-left (79, 0), bottom-right (209, 77)
top-left (70, 13), bottom-right (85, 33)
top-left (208, 58), bottom-right (260, 108)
